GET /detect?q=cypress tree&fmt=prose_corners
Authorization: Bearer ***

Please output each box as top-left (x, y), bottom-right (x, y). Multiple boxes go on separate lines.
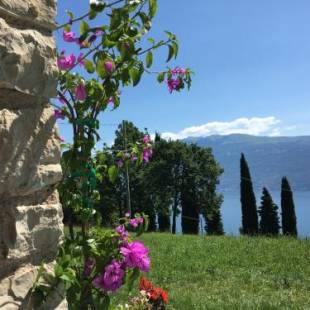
top-left (281, 177), bottom-right (298, 236)
top-left (258, 187), bottom-right (280, 235)
top-left (240, 153), bottom-right (258, 235)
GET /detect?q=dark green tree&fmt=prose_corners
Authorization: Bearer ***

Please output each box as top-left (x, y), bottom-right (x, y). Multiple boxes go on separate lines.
top-left (240, 153), bottom-right (258, 235)
top-left (181, 144), bottom-right (224, 235)
top-left (145, 138), bottom-right (186, 233)
top-left (181, 188), bottom-right (199, 234)
top-left (258, 187), bottom-right (280, 235)
top-left (281, 177), bottom-right (297, 236)
top-left (95, 121), bottom-right (157, 229)
top-left (204, 195), bottom-right (224, 235)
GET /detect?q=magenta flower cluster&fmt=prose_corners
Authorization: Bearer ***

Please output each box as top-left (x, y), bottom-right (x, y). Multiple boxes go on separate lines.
top-left (57, 52), bottom-right (84, 71)
top-left (93, 260), bottom-right (125, 292)
top-left (63, 29), bottom-right (105, 46)
top-left (120, 241), bottom-right (150, 273)
top-left (143, 148), bottom-right (153, 163)
top-left (167, 67), bottom-right (187, 93)
top-left (167, 78), bottom-right (181, 93)
top-left (129, 217), bottom-right (144, 228)
top-left (75, 84), bottom-right (87, 101)
top-left (92, 221), bottom-right (150, 293)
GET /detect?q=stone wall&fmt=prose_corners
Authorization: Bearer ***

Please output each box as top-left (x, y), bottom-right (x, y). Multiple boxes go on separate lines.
top-left (0, 0), bottom-right (65, 308)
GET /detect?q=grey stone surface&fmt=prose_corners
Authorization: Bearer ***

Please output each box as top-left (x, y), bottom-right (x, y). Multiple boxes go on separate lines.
top-left (0, 106), bottom-right (62, 198)
top-left (0, 18), bottom-right (58, 100)
top-left (0, 0), bottom-right (57, 32)
top-left (0, 0), bottom-right (66, 308)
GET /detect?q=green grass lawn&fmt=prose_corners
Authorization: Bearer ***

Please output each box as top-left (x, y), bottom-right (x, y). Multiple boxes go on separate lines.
top-left (133, 233), bottom-right (310, 310)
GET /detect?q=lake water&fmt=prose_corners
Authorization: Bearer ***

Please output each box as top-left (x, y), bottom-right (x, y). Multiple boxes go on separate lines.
top-left (175, 191), bottom-right (310, 237)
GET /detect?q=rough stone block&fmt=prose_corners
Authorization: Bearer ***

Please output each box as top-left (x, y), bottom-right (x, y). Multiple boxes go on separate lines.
top-left (0, 105), bottom-right (62, 198)
top-left (0, 0), bottom-right (57, 32)
top-left (0, 18), bottom-right (58, 99)
top-left (0, 190), bottom-right (63, 275)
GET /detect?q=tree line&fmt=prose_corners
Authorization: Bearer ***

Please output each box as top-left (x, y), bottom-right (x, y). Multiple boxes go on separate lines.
top-left (240, 153), bottom-right (298, 236)
top-left (61, 121), bottom-right (225, 235)
top-left (60, 121), bottom-right (299, 237)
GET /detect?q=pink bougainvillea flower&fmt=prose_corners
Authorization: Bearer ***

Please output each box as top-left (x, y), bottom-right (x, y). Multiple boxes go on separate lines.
top-left (167, 78), bottom-right (180, 93)
top-left (143, 135), bottom-right (151, 144)
top-left (116, 159), bottom-right (123, 168)
top-left (57, 136), bottom-right (65, 143)
top-left (75, 84), bottom-right (87, 101)
top-left (93, 260), bottom-right (124, 292)
top-left (84, 258), bottom-right (95, 277)
top-left (57, 53), bottom-right (76, 70)
top-left (95, 29), bottom-right (105, 36)
top-left (62, 30), bottom-right (76, 43)
top-left (131, 154), bottom-right (138, 162)
top-left (178, 68), bottom-right (187, 75)
top-left (77, 53), bottom-right (85, 66)
top-left (171, 67), bottom-right (187, 75)
top-left (129, 217), bottom-right (144, 228)
top-left (54, 109), bottom-right (65, 120)
top-left (115, 225), bottom-right (129, 241)
top-left (120, 241), bottom-right (150, 272)
top-left (143, 148), bottom-right (153, 163)
top-left (104, 61), bottom-right (114, 74)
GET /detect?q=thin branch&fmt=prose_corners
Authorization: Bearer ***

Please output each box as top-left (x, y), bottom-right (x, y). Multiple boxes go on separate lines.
top-left (138, 39), bottom-right (171, 56)
top-left (58, 90), bottom-right (77, 135)
top-left (56, 0), bottom-right (126, 30)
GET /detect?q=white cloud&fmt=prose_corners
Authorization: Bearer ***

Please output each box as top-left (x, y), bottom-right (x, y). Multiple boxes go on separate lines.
top-left (160, 117), bottom-right (283, 140)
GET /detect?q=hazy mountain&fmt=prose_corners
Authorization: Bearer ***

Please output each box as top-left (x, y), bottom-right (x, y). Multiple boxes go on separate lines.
top-left (184, 134), bottom-right (310, 192)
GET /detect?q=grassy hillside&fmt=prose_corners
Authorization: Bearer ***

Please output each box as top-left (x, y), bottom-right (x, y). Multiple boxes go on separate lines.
top-left (134, 234), bottom-right (310, 309)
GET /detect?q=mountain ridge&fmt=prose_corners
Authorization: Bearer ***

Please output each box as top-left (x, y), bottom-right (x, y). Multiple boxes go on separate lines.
top-left (183, 134), bottom-right (310, 192)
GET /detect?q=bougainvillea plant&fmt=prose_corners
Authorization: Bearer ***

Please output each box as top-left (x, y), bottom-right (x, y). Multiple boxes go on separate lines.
top-left (33, 0), bottom-right (191, 309)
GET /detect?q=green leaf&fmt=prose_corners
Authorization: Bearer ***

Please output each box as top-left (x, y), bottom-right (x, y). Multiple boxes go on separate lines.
top-left (149, 0), bottom-right (157, 18)
top-left (96, 59), bottom-right (107, 79)
top-left (84, 59), bottom-right (95, 74)
top-left (80, 21), bottom-right (89, 35)
top-left (90, 1), bottom-right (106, 12)
top-left (157, 72), bottom-right (165, 83)
top-left (110, 9), bottom-right (122, 31)
top-left (148, 37), bottom-right (155, 45)
top-left (66, 10), bottom-right (74, 20)
top-left (146, 51), bottom-right (153, 68)
top-left (172, 41), bottom-right (179, 59)
top-left (89, 9), bottom-right (97, 20)
top-left (108, 165), bottom-right (118, 183)
top-left (166, 45), bottom-right (174, 62)
top-left (64, 24), bottom-right (71, 32)
top-left (129, 65), bottom-right (144, 87)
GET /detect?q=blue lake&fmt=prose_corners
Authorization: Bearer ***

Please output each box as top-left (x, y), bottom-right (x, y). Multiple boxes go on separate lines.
top-left (175, 191), bottom-right (310, 237)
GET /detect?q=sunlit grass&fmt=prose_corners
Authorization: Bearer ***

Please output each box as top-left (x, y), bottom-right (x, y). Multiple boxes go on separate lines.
top-left (138, 234), bottom-right (310, 309)
top-left (64, 227), bottom-right (310, 309)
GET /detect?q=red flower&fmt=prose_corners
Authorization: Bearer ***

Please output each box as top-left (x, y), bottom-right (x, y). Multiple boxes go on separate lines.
top-left (160, 289), bottom-right (169, 304)
top-left (139, 276), bottom-right (154, 292)
top-left (139, 277), bottom-right (169, 304)
top-left (150, 288), bottom-right (169, 304)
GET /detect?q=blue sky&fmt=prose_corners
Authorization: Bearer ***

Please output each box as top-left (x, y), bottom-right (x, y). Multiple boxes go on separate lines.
top-left (56, 0), bottom-right (310, 144)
